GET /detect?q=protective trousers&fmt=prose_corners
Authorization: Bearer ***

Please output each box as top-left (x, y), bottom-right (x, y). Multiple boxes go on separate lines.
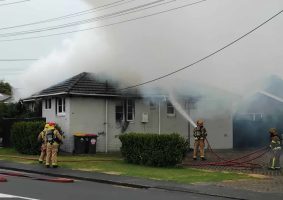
top-left (39, 144), bottom-right (46, 162)
top-left (269, 149), bottom-right (281, 169)
top-left (193, 139), bottom-right (205, 158)
top-left (46, 143), bottom-right (59, 167)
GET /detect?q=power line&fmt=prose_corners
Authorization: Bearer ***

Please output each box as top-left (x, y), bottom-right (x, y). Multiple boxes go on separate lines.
top-left (0, 0), bottom-right (30, 7)
top-left (0, 0), bottom-right (136, 30)
top-left (0, 59), bottom-right (37, 61)
top-left (0, 0), bottom-right (173, 38)
top-left (118, 9), bottom-right (283, 91)
top-left (0, 0), bottom-right (207, 42)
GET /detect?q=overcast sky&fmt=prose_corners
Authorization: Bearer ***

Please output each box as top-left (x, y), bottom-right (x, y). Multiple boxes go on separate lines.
top-left (0, 0), bottom-right (282, 99)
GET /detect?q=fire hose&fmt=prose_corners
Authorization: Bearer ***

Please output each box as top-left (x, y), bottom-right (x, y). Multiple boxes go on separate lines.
top-left (187, 139), bottom-right (270, 169)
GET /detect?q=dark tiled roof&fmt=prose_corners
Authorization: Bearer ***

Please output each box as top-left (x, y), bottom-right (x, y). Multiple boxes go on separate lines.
top-left (32, 72), bottom-right (121, 97)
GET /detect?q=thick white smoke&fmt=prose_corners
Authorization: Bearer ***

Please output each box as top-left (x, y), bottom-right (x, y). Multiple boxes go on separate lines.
top-left (16, 0), bottom-right (283, 118)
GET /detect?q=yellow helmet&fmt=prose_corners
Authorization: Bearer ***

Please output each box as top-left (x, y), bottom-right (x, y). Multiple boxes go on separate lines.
top-left (196, 119), bottom-right (204, 126)
top-left (269, 128), bottom-right (277, 134)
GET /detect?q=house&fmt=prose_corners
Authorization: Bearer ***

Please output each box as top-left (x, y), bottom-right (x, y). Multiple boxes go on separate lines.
top-left (23, 72), bottom-right (235, 152)
top-left (234, 75), bottom-right (283, 148)
top-left (0, 93), bottom-right (11, 103)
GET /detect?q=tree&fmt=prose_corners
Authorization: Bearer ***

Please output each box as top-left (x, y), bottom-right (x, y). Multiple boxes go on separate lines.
top-left (0, 81), bottom-right (12, 95)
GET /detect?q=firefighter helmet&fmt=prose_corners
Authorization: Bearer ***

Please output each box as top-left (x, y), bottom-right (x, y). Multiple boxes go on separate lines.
top-left (196, 119), bottom-right (204, 126)
top-left (269, 128), bottom-right (278, 135)
top-left (48, 122), bottom-right (56, 126)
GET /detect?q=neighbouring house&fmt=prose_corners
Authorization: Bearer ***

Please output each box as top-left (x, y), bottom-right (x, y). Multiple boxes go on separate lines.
top-left (23, 72), bottom-right (235, 153)
top-left (234, 75), bottom-right (283, 148)
top-left (0, 93), bottom-right (11, 103)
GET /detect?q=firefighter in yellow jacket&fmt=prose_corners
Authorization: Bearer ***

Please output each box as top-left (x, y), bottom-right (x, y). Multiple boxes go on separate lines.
top-left (37, 123), bottom-right (49, 164)
top-left (268, 128), bottom-right (281, 170)
top-left (45, 122), bottom-right (63, 168)
top-left (193, 119), bottom-right (207, 160)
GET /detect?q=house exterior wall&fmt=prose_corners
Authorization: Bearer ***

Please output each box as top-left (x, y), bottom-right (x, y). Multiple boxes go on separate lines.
top-left (41, 95), bottom-right (234, 153)
top-left (42, 97), bottom-right (71, 152)
top-left (69, 97), bottom-right (106, 153)
top-left (67, 97), bottom-right (190, 153)
top-left (189, 100), bottom-right (233, 149)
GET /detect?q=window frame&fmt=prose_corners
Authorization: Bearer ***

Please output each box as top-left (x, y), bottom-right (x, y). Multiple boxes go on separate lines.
top-left (126, 99), bottom-right (135, 122)
top-left (44, 99), bottom-right (52, 110)
top-left (115, 101), bottom-right (124, 122)
top-left (56, 97), bottom-right (66, 116)
top-left (166, 101), bottom-right (175, 116)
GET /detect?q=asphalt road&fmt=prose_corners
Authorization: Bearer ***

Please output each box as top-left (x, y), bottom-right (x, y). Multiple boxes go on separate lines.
top-left (0, 170), bottom-right (232, 200)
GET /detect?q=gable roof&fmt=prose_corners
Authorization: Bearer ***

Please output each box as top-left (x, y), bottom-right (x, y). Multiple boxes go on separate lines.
top-left (0, 93), bottom-right (11, 102)
top-left (28, 72), bottom-right (122, 98)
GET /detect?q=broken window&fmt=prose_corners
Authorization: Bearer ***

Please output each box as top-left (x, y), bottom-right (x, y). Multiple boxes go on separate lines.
top-left (115, 101), bottom-right (124, 122)
top-left (167, 101), bottom-right (175, 115)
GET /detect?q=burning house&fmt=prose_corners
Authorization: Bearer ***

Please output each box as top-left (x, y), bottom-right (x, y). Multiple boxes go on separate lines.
top-left (23, 72), bottom-right (236, 153)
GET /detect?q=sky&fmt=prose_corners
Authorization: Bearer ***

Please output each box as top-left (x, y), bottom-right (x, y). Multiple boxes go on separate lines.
top-left (0, 0), bottom-right (283, 100)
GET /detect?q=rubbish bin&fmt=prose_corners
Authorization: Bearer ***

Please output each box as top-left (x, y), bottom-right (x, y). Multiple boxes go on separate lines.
top-left (87, 134), bottom-right (97, 154)
top-left (73, 133), bottom-right (97, 154)
top-left (74, 135), bottom-right (88, 154)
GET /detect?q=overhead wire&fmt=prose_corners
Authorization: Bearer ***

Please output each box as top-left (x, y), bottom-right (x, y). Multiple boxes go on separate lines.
top-left (0, 0), bottom-right (136, 31)
top-left (0, 0), bottom-right (30, 7)
top-left (0, 0), bottom-right (176, 38)
top-left (118, 8), bottom-right (283, 91)
top-left (0, 59), bottom-right (37, 61)
top-left (0, 0), bottom-right (207, 42)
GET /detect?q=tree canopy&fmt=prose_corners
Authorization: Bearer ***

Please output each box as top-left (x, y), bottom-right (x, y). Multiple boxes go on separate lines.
top-left (0, 81), bottom-right (12, 95)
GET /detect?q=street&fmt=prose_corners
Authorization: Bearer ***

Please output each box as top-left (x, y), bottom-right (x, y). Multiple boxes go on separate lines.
top-left (0, 170), bottom-right (230, 200)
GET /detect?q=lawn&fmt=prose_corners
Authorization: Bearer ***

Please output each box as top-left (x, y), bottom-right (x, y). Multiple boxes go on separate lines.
top-left (0, 147), bottom-right (251, 184)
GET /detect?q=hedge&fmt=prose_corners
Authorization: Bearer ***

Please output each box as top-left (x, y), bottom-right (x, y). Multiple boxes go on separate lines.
top-left (119, 133), bottom-right (189, 167)
top-left (11, 121), bottom-right (45, 155)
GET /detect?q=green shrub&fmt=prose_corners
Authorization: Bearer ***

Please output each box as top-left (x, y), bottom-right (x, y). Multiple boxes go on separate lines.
top-left (11, 121), bottom-right (45, 155)
top-left (119, 133), bottom-right (189, 167)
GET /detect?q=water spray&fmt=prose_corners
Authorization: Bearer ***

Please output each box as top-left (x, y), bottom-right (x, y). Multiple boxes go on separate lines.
top-left (168, 92), bottom-right (197, 127)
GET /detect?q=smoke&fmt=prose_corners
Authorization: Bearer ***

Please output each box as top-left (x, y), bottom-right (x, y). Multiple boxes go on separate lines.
top-left (15, 0), bottom-right (283, 119)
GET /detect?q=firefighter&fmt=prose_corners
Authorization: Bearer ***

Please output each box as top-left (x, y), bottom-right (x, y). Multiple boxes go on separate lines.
top-left (193, 119), bottom-right (207, 160)
top-left (45, 122), bottom-right (63, 168)
top-left (37, 123), bottom-right (49, 164)
top-left (268, 128), bottom-right (281, 170)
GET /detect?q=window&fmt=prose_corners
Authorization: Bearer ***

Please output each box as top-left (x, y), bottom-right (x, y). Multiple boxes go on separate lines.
top-left (167, 101), bottom-right (175, 115)
top-left (115, 102), bottom-right (124, 122)
top-left (45, 99), bottom-right (51, 109)
top-left (126, 99), bottom-right (135, 121)
top-left (149, 100), bottom-right (156, 110)
top-left (56, 97), bottom-right (65, 115)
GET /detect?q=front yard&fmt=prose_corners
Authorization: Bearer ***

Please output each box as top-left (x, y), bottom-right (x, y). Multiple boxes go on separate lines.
top-left (0, 147), bottom-right (253, 184)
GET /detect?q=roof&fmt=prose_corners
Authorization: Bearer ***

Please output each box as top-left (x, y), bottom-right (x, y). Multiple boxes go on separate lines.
top-left (0, 93), bottom-right (11, 102)
top-left (27, 72), bottom-right (122, 98)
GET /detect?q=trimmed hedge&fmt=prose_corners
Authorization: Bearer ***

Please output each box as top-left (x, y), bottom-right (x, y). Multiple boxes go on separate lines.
top-left (11, 121), bottom-right (45, 155)
top-left (119, 133), bottom-right (189, 167)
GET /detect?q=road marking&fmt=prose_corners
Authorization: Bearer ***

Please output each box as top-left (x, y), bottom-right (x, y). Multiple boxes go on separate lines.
top-left (0, 193), bottom-right (39, 200)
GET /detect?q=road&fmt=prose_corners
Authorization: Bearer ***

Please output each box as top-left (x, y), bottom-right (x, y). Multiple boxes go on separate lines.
top-left (0, 170), bottom-right (232, 200)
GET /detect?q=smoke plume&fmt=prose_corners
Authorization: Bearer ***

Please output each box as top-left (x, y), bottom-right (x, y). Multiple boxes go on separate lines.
top-left (16, 0), bottom-right (283, 119)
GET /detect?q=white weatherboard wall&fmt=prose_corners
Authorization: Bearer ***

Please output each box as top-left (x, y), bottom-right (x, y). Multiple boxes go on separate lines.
top-left (42, 97), bottom-right (71, 152)
top-left (109, 98), bottom-right (189, 151)
top-left (69, 97), bottom-right (106, 152)
top-left (189, 99), bottom-right (233, 149)
top-left (43, 96), bottom-right (192, 153)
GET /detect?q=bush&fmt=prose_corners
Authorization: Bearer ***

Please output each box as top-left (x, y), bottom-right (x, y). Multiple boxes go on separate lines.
top-left (119, 133), bottom-right (189, 167)
top-left (11, 121), bottom-right (45, 155)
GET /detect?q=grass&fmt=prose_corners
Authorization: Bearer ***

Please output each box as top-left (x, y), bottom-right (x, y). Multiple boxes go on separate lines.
top-left (0, 147), bottom-right (252, 184)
